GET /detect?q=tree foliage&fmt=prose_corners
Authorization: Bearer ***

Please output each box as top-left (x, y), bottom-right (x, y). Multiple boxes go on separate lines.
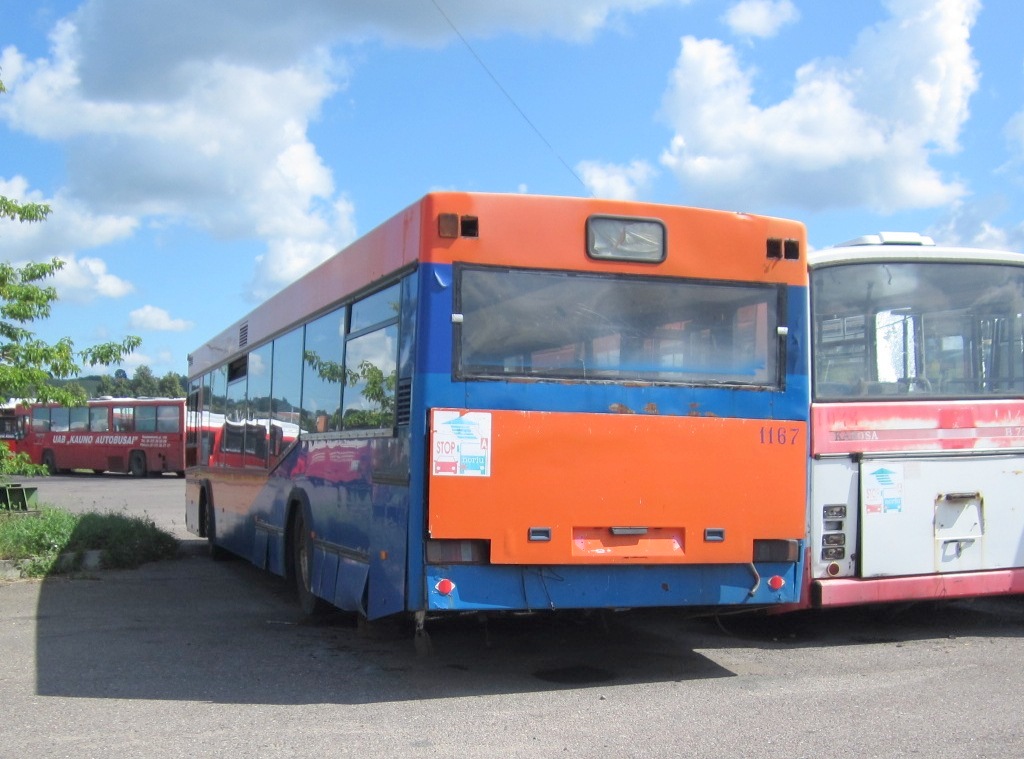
top-left (94, 366), bottom-right (186, 398)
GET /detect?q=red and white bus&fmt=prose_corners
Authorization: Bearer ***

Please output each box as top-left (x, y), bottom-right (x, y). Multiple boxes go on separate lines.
top-left (805, 232), bottom-right (1024, 607)
top-left (0, 400), bottom-right (20, 445)
top-left (17, 397), bottom-right (186, 477)
top-left (187, 191), bottom-right (810, 626)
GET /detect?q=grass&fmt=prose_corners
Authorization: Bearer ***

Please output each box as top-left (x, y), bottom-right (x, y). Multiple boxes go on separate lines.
top-left (0, 507), bottom-right (179, 577)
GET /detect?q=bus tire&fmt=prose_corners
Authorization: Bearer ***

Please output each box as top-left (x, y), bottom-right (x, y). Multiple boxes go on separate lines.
top-left (129, 451), bottom-right (147, 478)
top-left (200, 490), bottom-right (230, 562)
top-left (291, 504), bottom-right (327, 617)
top-left (42, 450), bottom-right (57, 475)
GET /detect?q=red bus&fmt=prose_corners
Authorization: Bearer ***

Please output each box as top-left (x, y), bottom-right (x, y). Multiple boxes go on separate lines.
top-left (186, 191), bottom-right (810, 628)
top-left (17, 397), bottom-right (186, 477)
top-left (804, 232), bottom-right (1024, 607)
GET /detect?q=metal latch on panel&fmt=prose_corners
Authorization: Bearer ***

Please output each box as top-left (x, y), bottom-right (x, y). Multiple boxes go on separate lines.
top-left (610, 527), bottom-right (648, 536)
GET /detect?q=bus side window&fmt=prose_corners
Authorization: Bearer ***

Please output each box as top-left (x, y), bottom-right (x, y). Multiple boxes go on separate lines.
top-left (32, 407), bottom-right (51, 432)
top-left (70, 407), bottom-right (89, 431)
top-left (90, 407), bottom-right (110, 432)
top-left (157, 405), bottom-right (180, 433)
top-left (135, 406), bottom-right (157, 432)
top-left (50, 408), bottom-right (70, 432)
top-left (113, 407), bottom-right (134, 432)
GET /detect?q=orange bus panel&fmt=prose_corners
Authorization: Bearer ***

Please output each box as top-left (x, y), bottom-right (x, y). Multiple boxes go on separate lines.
top-left (428, 408), bottom-right (806, 565)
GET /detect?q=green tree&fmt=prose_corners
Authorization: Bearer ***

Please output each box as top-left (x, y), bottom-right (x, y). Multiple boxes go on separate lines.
top-left (95, 373), bottom-right (132, 398)
top-left (131, 365), bottom-right (159, 397)
top-left (157, 371), bottom-right (186, 398)
top-left (0, 73), bottom-right (141, 476)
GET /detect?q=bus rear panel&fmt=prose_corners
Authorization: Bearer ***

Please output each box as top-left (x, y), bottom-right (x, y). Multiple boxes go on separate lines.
top-left (808, 235), bottom-right (1024, 607)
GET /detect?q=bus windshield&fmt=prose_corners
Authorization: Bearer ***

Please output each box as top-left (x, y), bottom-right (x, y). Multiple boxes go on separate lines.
top-left (812, 261), bottom-right (1024, 399)
top-left (456, 266), bottom-right (781, 387)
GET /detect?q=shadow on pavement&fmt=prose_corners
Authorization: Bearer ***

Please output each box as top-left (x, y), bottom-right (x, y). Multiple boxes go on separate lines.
top-left (32, 541), bottom-right (732, 704)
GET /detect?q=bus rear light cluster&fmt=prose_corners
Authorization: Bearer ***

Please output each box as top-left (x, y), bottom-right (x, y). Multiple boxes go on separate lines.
top-left (425, 539), bottom-right (489, 564)
top-left (823, 504), bottom-right (847, 519)
top-left (821, 503), bottom-right (847, 561)
top-left (753, 538), bottom-right (799, 563)
top-left (435, 578), bottom-right (456, 596)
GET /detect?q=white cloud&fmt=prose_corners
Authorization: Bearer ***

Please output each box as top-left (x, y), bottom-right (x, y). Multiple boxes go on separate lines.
top-left (723, 0), bottom-right (799, 39)
top-left (0, 178), bottom-right (137, 303)
top-left (3, 34), bottom-right (354, 297)
top-left (62, 0), bottom-right (680, 96)
top-left (0, 0), bottom-right (684, 299)
top-left (128, 305), bottom-right (194, 332)
top-left (926, 200), bottom-right (1024, 252)
top-left (659, 0), bottom-right (980, 213)
top-left (0, 176), bottom-right (138, 256)
top-left (51, 254), bottom-right (134, 303)
top-left (1005, 110), bottom-right (1024, 169)
top-left (577, 159), bottom-right (656, 200)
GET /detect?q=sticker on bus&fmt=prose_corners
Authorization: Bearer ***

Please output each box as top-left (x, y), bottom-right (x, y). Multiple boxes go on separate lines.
top-left (432, 410), bottom-right (491, 477)
top-left (864, 465), bottom-right (904, 514)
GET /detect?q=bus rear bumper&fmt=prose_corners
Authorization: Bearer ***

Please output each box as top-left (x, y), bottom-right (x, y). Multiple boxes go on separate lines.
top-left (812, 568), bottom-right (1024, 607)
top-left (424, 561), bottom-right (803, 612)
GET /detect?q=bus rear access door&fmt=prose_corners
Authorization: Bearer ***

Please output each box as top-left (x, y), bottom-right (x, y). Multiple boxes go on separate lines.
top-left (856, 455), bottom-right (1024, 578)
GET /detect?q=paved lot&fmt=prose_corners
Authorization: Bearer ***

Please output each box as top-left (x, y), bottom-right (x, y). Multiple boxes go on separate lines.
top-left (3, 475), bottom-right (1024, 758)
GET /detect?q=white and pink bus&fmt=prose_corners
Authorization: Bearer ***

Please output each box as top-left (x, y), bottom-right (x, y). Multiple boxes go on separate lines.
top-left (806, 232), bottom-right (1024, 607)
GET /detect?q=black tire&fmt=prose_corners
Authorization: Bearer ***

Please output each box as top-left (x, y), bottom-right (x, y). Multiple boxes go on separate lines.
top-left (41, 451), bottom-right (56, 475)
top-left (201, 492), bottom-right (230, 561)
top-left (292, 505), bottom-right (327, 616)
top-left (129, 451), bottom-right (147, 478)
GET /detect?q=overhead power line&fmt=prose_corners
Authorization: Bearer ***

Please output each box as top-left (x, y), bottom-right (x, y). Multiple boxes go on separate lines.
top-left (429, 0), bottom-right (590, 194)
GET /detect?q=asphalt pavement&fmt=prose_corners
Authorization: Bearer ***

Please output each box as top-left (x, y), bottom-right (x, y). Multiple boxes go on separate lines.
top-left (4, 474), bottom-right (1024, 758)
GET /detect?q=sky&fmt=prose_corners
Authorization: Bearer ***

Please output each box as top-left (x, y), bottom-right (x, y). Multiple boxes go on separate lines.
top-left (0, 0), bottom-right (1022, 379)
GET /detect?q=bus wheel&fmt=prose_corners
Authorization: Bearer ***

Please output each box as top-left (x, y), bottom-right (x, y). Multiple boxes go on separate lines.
top-left (201, 493), bottom-right (230, 562)
top-left (129, 452), bottom-right (147, 478)
top-left (291, 506), bottom-right (327, 617)
top-left (42, 451), bottom-right (57, 475)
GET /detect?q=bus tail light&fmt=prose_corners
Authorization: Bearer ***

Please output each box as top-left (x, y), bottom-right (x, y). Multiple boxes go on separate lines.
top-left (435, 578), bottom-right (456, 596)
top-left (753, 539), bottom-right (799, 563)
top-left (425, 539), bottom-right (489, 564)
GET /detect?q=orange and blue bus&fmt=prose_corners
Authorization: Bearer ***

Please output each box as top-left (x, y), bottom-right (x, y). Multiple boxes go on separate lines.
top-left (805, 232), bottom-right (1024, 607)
top-left (15, 397), bottom-right (186, 476)
top-left (185, 192), bottom-right (809, 626)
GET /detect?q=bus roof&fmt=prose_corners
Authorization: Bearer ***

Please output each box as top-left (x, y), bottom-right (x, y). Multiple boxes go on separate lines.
top-left (810, 231), bottom-right (1024, 268)
top-left (188, 191), bottom-right (807, 379)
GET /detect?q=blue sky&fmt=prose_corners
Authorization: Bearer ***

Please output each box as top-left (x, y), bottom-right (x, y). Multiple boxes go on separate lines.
top-left (1, 0), bottom-right (1022, 379)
